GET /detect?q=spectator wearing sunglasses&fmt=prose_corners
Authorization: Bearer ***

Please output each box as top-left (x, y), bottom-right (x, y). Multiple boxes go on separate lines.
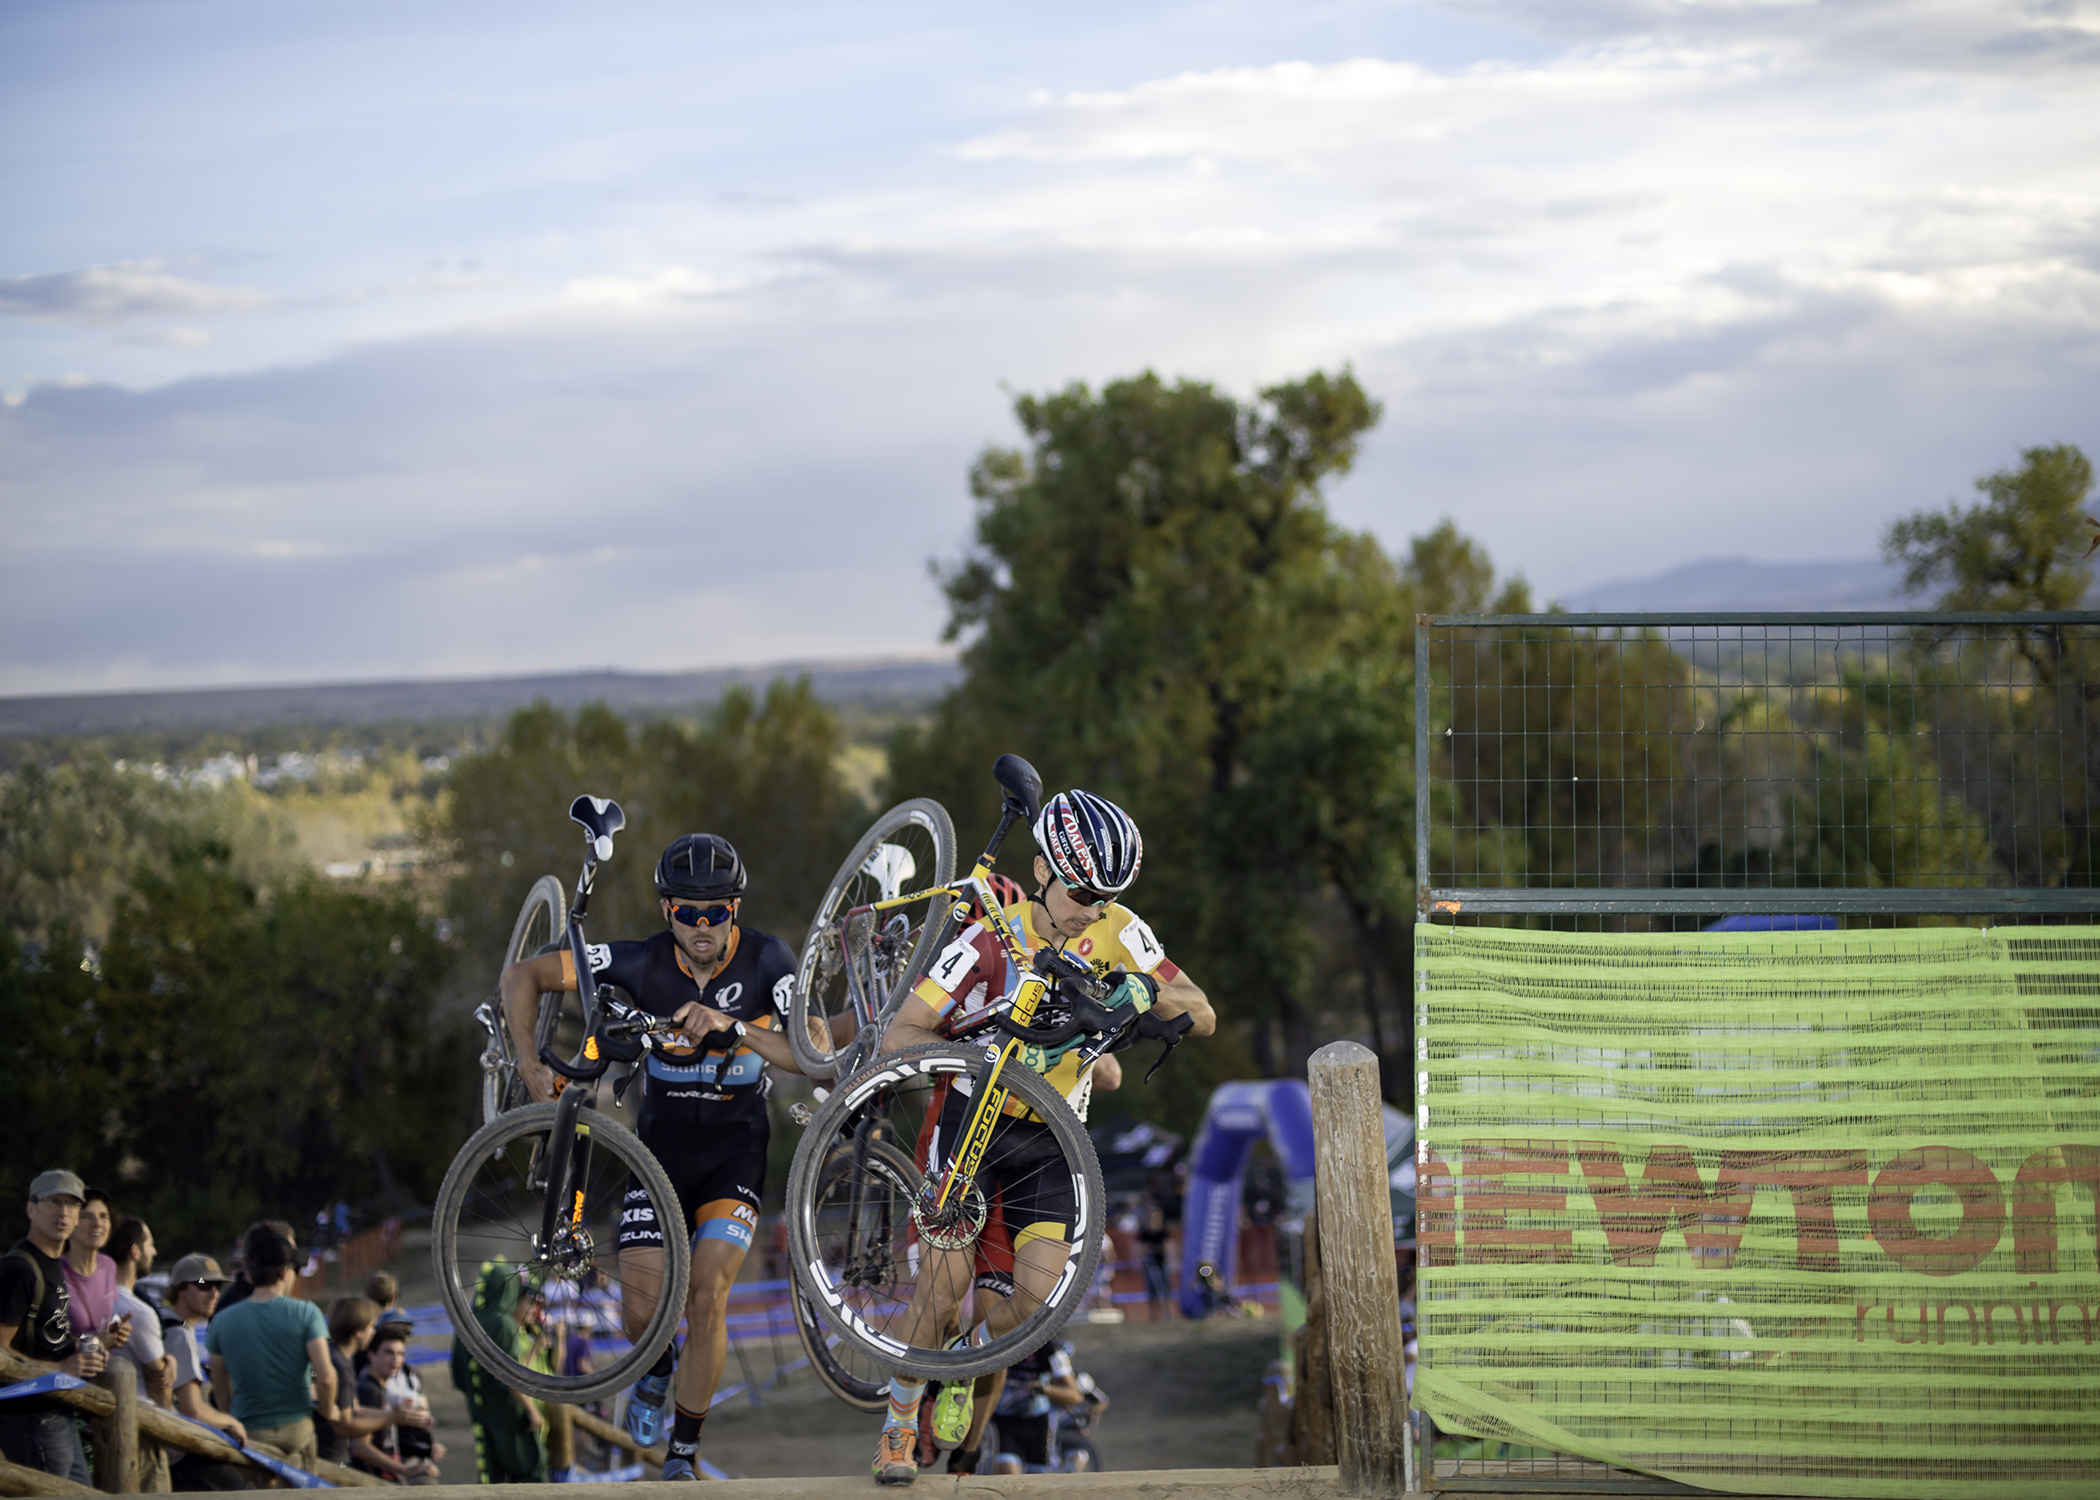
top-left (498, 831), bottom-right (823, 1482)
top-left (158, 1254), bottom-right (251, 1491)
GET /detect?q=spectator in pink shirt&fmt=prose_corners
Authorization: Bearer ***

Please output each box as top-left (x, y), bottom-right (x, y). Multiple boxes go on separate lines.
top-left (62, 1188), bottom-right (130, 1354)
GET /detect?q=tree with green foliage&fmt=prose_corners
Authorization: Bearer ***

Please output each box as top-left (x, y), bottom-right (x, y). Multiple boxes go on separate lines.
top-left (890, 368), bottom-right (1413, 1114)
top-left (0, 839), bottom-right (462, 1251)
top-left (1883, 443), bottom-right (2096, 889)
top-left (438, 680), bottom-right (865, 981)
top-left (1885, 443), bottom-right (2096, 617)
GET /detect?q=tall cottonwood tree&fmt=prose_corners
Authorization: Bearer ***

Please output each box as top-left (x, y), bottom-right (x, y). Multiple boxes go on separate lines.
top-left (889, 369), bottom-right (1408, 1114)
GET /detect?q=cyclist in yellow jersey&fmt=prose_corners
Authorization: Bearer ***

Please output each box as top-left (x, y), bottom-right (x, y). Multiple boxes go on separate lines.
top-left (867, 789), bottom-right (1213, 1485)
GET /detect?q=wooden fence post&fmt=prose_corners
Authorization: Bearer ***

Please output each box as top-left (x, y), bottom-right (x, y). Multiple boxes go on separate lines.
top-left (1308, 1040), bottom-right (1408, 1498)
top-left (86, 1370), bottom-right (137, 1494)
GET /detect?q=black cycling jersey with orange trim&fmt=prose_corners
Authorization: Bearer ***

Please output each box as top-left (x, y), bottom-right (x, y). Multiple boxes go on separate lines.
top-left (557, 926), bottom-right (796, 1134)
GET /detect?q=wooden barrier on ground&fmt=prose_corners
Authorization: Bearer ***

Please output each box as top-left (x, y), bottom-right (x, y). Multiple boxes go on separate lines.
top-left (0, 1347), bottom-right (385, 1493)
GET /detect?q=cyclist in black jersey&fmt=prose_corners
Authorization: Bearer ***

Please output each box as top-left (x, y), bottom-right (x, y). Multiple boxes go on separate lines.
top-left (502, 832), bottom-right (838, 1482)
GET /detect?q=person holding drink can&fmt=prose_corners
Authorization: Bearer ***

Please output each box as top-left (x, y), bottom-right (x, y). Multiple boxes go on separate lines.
top-left (0, 1170), bottom-right (108, 1485)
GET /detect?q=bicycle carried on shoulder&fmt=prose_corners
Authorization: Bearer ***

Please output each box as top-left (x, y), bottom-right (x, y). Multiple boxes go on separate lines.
top-left (432, 796), bottom-right (727, 1403)
top-left (783, 754), bottom-right (1191, 1392)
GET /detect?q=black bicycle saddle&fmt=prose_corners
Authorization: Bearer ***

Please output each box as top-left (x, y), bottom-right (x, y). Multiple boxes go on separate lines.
top-left (569, 795), bottom-right (626, 845)
top-left (993, 753), bottom-right (1043, 822)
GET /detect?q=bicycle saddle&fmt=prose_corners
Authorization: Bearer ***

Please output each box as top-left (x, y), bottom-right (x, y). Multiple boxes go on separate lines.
top-left (992, 753), bottom-right (1043, 821)
top-left (569, 794), bottom-right (626, 855)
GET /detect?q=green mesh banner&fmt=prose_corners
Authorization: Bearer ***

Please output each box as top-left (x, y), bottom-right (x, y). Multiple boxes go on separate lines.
top-left (1414, 924), bottom-right (2100, 1498)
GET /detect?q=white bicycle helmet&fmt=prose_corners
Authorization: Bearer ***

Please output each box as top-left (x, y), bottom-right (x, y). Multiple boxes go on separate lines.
top-left (1032, 789), bottom-right (1143, 896)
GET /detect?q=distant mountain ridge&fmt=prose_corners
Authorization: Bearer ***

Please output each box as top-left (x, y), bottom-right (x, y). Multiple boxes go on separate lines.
top-left (1555, 556), bottom-right (1909, 613)
top-left (0, 656), bottom-right (961, 738)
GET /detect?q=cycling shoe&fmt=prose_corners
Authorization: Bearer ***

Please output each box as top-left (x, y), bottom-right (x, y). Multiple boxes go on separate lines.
top-left (624, 1372), bottom-right (672, 1449)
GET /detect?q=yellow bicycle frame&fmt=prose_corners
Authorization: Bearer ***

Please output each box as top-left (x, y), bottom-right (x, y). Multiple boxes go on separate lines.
top-left (853, 851), bottom-right (1057, 1214)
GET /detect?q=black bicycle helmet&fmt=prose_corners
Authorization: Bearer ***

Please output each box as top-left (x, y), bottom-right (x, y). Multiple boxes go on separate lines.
top-left (655, 833), bottom-right (746, 901)
top-left (1032, 789), bottom-right (1143, 895)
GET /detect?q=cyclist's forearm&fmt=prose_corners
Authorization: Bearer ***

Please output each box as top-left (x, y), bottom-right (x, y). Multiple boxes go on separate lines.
top-left (734, 1023), bottom-right (801, 1075)
top-left (500, 968), bottom-right (545, 1066)
top-left (1152, 972), bottom-right (1215, 1036)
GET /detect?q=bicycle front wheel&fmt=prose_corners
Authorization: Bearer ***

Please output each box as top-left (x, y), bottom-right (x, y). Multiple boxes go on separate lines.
top-left (784, 1043), bottom-right (1105, 1381)
top-left (432, 1102), bottom-right (689, 1402)
top-left (482, 875), bottom-right (568, 1125)
top-left (790, 1135), bottom-right (925, 1412)
top-left (791, 800), bottom-right (957, 1079)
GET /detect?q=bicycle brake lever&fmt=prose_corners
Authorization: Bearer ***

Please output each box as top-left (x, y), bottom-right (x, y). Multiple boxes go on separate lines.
top-left (1143, 1038), bottom-right (1180, 1085)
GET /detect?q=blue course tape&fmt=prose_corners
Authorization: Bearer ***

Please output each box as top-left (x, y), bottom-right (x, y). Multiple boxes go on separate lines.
top-left (173, 1413), bottom-right (334, 1488)
top-left (0, 1373), bottom-right (89, 1402)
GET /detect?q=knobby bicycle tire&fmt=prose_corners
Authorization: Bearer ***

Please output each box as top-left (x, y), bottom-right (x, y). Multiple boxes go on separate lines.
top-left (784, 1042), bottom-right (1105, 1381)
top-left (791, 799), bottom-right (957, 1080)
top-left (482, 875), bottom-right (568, 1125)
top-left (432, 1102), bottom-right (689, 1402)
top-left (790, 1136), bottom-right (925, 1412)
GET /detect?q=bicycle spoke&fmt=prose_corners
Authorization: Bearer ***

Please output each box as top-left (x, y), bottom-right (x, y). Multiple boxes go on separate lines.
top-left (436, 1105), bottom-right (688, 1401)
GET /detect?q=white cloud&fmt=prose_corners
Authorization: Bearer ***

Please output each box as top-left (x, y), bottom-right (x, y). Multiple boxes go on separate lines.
top-left (2, 2), bottom-right (2096, 692)
top-left (0, 263), bottom-right (269, 325)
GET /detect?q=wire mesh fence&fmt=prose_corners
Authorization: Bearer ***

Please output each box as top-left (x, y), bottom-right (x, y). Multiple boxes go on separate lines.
top-left (1408, 613), bottom-right (2099, 1494)
top-left (1413, 613), bottom-right (2100, 921)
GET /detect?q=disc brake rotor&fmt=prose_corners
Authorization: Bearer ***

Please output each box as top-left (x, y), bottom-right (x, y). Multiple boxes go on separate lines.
top-left (913, 1175), bottom-right (988, 1252)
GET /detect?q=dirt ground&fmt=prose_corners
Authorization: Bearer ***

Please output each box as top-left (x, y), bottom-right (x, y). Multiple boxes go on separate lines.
top-left (389, 1241), bottom-right (1280, 1482)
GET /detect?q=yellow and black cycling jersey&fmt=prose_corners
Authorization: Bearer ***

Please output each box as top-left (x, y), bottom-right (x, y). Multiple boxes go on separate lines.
top-left (911, 898), bottom-right (1178, 1114)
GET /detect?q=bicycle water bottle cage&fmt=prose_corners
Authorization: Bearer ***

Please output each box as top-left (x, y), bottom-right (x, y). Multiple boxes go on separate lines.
top-left (569, 795), bottom-right (626, 859)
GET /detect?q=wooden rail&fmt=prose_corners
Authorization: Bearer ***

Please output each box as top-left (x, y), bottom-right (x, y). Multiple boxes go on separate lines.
top-left (0, 1348), bottom-right (384, 1491)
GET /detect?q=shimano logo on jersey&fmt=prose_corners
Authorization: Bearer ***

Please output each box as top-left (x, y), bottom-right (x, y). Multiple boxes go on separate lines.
top-left (586, 944), bottom-right (612, 972)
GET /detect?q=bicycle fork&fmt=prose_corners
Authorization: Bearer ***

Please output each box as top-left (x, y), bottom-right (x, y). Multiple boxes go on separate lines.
top-left (930, 974), bottom-right (1051, 1212)
top-left (537, 1080), bottom-right (597, 1267)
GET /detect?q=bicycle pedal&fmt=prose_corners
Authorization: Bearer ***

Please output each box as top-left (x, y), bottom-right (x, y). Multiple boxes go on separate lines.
top-left (789, 1101), bottom-right (814, 1126)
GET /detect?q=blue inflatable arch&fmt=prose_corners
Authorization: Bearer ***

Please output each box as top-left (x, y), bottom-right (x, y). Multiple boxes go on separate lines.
top-left (1177, 1077), bottom-right (1412, 1317)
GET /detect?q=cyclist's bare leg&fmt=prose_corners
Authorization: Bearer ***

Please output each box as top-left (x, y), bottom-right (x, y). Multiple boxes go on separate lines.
top-left (617, 1246), bottom-right (667, 1344)
top-left (894, 1241), bottom-right (974, 1352)
top-left (961, 1370), bottom-right (1005, 1452)
top-left (673, 1236), bottom-right (748, 1418)
top-left (981, 1235), bottom-right (1072, 1340)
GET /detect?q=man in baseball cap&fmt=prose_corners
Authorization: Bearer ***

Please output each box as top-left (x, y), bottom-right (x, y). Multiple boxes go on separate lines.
top-left (26, 1170), bottom-right (86, 1204)
top-left (160, 1252), bottom-right (250, 1488)
top-left (2, 1169), bottom-right (100, 1484)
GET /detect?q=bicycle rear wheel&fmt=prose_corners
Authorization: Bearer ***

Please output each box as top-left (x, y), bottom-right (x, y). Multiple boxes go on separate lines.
top-left (482, 875), bottom-right (568, 1124)
top-left (791, 800), bottom-right (956, 1080)
top-left (790, 1136), bottom-right (924, 1412)
top-left (432, 1101), bottom-right (689, 1402)
top-left (784, 1043), bottom-right (1105, 1381)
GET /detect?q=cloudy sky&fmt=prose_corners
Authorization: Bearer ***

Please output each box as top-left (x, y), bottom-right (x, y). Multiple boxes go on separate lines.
top-left (3, 0), bottom-right (2096, 695)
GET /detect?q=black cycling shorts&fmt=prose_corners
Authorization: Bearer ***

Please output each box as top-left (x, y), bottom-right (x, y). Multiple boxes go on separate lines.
top-left (617, 1122), bottom-right (766, 1254)
top-left (926, 1086), bottom-right (1077, 1279)
top-left (992, 1412), bottom-right (1053, 1470)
